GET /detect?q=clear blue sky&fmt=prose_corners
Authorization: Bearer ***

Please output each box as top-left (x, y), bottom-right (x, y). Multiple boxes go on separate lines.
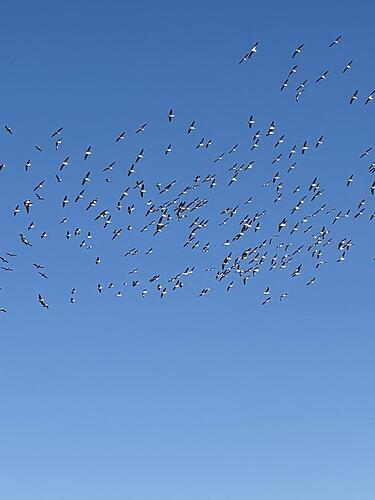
top-left (0, 1), bottom-right (374, 499)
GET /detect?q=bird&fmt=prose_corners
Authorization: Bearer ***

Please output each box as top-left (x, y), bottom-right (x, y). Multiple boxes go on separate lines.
top-left (292, 44), bottom-right (304, 58)
top-left (292, 264), bottom-right (302, 277)
top-left (301, 141), bottom-right (309, 154)
top-left (266, 121), bottom-right (276, 136)
top-left (288, 65), bottom-right (298, 77)
top-left (168, 109), bottom-right (175, 122)
top-left (115, 131), bottom-right (126, 142)
top-left (248, 115), bottom-right (255, 128)
top-left (342, 60), bottom-right (353, 73)
top-left (240, 41), bottom-right (258, 63)
top-left (136, 148), bottom-right (144, 162)
top-left (329, 35), bottom-right (342, 47)
top-left (346, 175), bottom-right (354, 187)
top-left (51, 127), bottom-right (63, 138)
top-left (24, 199), bottom-right (33, 214)
top-left (289, 145), bottom-right (296, 158)
top-left (248, 41), bottom-right (259, 58)
top-left (136, 123), bottom-right (148, 133)
top-left (365, 91), bottom-right (375, 105)
top-left (196, 137), bottom-right (205, 149)
top-left (239, 52), bottom-right (250, 64)
top-left (350, 90), bottom-right (359, 104)
top-left (187, 121), bottom-right (196, 134)
top-left (33, 180), bottom-right (45, 192)
top-left (316, 70), bottom-right (329, 83)
top-left (360, 147), bottom-right (372, 158)
top-left (75, 190), bottom-right (85, 203)
top-left (83, 146), bottom-right (92, 160)
top-left (81, 172), bottom-right (91, 185)
top-left (278, 218), bottom-right (287, 231)
top-left (280, 79), bottom-right (289, 91)
top-left (226, 281), bottom-right (234, 292)
top-left (38, 294), bottom-right (49, 309)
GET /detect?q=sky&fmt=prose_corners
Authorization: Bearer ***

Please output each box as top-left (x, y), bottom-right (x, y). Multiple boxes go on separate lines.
top-left (0, 0), bottom-right (374, 499)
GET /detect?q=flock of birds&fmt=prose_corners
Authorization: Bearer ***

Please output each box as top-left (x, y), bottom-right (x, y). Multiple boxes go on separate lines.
top-left (0, 35), bottom-right (374, 313)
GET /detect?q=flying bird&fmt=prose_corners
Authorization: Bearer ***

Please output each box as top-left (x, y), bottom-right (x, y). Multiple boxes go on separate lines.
top-left (316, 70), bottom-right (329, 83)
top-left (365, 91), bottom-right (375, 105)
top-left (342, 60), bottom-right (353, 73)
top-left (350, 90), bottom-right (359, 104)
top-left (329, 35), bottom-right (342, 47)
top-left (116, 131), bottom-right (126, 142)
top-left (83, 146), bottom-right (92, 160)
top-left (292, 44), bottom-right (304, 58)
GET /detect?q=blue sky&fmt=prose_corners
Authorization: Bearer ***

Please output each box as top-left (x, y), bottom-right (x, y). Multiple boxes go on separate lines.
top-left (0, 0), bottom-right (374, 498)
